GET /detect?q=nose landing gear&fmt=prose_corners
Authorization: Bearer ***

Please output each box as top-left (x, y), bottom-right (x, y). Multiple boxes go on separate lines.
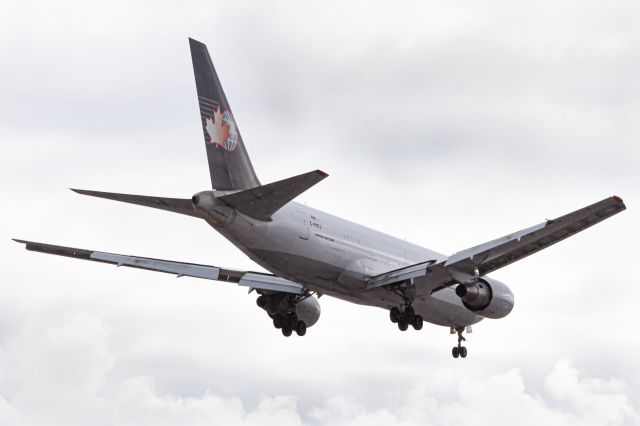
top-left (451, 327), bottom-right (468, 358)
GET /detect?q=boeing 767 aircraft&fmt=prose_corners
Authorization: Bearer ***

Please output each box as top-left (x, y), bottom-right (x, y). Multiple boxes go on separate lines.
top-left (15, 38), bottom-right (626, 358)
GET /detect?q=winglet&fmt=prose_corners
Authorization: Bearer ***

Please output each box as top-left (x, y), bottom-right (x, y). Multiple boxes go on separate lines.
top-left (218, 169), bottom-right (328, 221)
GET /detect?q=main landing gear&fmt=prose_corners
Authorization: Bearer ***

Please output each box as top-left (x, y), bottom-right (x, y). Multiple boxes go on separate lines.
top-left (387, 279), bottom-right (423, 331)
top-left (451, 327), bottom-right (468, 359)
top-left (389, 305), bottom-right (423, 331)
top-left (270, 311), bottom-right (307, 337)
top-left (257, 294), bottom-right (307, 337)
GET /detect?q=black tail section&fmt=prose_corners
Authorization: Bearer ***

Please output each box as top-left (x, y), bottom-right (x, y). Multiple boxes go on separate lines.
top-left (189, 38), bottom-right (260, 191)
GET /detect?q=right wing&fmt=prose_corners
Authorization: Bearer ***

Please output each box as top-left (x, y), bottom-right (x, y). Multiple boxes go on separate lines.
top-left (13, 239), bottom-right (305, 295)
top-left (367, 195), bottom-right (626, 293)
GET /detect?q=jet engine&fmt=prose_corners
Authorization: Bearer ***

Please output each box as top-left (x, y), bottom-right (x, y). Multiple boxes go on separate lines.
top-left (294, 296), bottom-right (321, 327)
top-left (455, 277), bottom-right (514, 319)
top-left (256, 293), bottom-right (321, 336)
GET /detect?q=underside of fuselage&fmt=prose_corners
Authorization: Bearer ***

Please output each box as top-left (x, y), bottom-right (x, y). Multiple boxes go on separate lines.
top-left (209, 203), bottom-right (484, 328)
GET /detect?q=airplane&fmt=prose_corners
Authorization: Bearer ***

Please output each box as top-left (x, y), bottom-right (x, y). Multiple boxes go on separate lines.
top-left (14, 38), bottom-right (626, 359)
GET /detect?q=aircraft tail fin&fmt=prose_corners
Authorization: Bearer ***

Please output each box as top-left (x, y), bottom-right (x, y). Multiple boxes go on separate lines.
top-left (217, 170), bottom-right (328, 221)
top-left (189, 37), bottom-right (260, 191)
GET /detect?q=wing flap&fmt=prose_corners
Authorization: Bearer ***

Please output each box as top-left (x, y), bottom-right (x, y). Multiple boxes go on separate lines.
top-left (90, 252), bottom-right (220, 280)
top-left (238, 273), bottom-right (305, 295)
top-left (13, 239), bottom-right (304, 295)
top-left (365, 260), bottom-right (436, 289)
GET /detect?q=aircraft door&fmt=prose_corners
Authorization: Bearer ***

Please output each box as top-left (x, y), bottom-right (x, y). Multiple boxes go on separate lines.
top-left (292, 210), bottom-right (309, 240)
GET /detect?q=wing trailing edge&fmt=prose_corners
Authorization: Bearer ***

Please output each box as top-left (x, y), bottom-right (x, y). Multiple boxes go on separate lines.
top-left (13, 239), bottom-right (305, 295)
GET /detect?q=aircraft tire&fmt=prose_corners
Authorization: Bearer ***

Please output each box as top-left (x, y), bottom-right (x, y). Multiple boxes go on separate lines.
top-left (273, 316), bottom-right (283, 329)
top-left (390, 307), bottom-right (400, 323)
top-left (282, 327), bottom-right (292, 337)
top-left (412, 315), bottom-right (423, 330)
top-left (452, 347), bottom-right (460, 358)
top-left (460, 347), bottom-right (467, 358)
top-left (295, 321), bottom-right (307, 336)
top-left (398, 321), bottom-right (409, 331)
top-left (256, 295), bottom-right (267, 308)
top-left (404, 306), bottom-right (415, 320)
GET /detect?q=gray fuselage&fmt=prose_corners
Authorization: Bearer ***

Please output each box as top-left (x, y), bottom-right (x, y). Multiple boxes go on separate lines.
top-left (208, 200), bottom-right (484, 328)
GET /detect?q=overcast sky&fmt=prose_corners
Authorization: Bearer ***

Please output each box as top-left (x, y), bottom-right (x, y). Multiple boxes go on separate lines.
top-left (1, 0), bottom-right (639, 424)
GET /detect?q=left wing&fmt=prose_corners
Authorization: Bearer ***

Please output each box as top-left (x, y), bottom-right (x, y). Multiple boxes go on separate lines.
top-left (367, 195), bottom-right (626, 293)
top-left (13, 239), bottom-right (305, 295)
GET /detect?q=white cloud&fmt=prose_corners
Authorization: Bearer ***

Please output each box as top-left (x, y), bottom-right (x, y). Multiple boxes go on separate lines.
top-left (545, 359), bottom-right (635, 424)
top-left (0, 306), bottom-right (635, 426)
top-left (0, 304), bottom-right (635, 425)
top-left (1, 0), bottom-right (639, 425)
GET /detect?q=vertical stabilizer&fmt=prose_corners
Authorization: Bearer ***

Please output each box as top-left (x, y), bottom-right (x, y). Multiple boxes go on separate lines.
top-left (189, 38), bottom-right (260, 190)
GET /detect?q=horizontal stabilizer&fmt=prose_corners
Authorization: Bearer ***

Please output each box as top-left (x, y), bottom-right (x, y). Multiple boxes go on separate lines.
top-left (71, 189), bottom-right (198, 218)
top-left (218, 170), bottom-right (328, 221)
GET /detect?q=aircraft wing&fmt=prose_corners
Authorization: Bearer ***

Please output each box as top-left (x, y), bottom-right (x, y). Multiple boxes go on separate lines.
top-left (13, 239), bottom-right (305, 295)
top-left (367, 196), bottom-right (626, 293)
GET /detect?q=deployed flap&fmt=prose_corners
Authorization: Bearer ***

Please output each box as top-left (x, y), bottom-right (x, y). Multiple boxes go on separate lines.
top-left (366, 196), bottom-right (626, 293)
top-left (71, 189), bottom-right (198, 218)
top-left (366, 260), bottom-right (437, 290)
top-left (13, 239), bottom-right (305, 295)
top-left (218, 169), bottom-right (328, 221)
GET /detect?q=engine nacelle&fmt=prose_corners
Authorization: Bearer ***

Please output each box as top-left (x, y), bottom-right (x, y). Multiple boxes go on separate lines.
top-left (256, 293), bottom-right (321, 327)
top-left (295, 296), bottom-right (321, 327)
top-left (455, 277), bottom-right (514, 319)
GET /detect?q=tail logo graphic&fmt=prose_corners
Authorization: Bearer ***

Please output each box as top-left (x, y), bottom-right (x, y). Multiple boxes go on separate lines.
top-left (204, 106), bottom-right (238, 152)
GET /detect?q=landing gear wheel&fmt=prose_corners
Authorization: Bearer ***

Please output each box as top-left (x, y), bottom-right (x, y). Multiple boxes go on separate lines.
top-left (412, 315), bottom-right (423, 330)
top-left (295, 321), bottom-right (307, 336)
top-left (273, 316), bottom-right (283, 329)
top-left (398, 321), bottom-right (409, 331)
top-left (256, 295), bottom-right (267, 308)
top-left (390, 307), bottom-right (400, 323)
top-left (451, 327), bottom-right (468, 359)
top-left (282, 327), bottom-right (292, 337)
top-left (404, 306), bottom-right (415, 319)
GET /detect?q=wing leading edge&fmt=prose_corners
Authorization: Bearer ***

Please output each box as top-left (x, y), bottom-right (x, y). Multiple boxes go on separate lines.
top-left (367, 195), bottom-right (626, 292)
top-left (13, 239), bottom-right (305, 295)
